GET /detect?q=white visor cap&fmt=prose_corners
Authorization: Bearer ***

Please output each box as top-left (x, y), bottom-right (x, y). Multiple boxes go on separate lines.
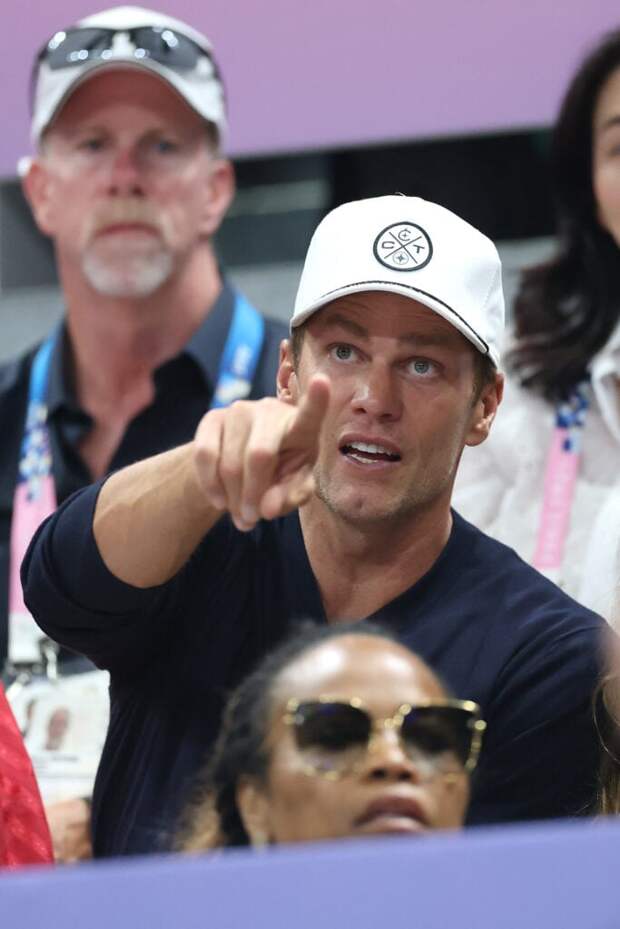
top-left (31, 5), bottom-right (226, 145)
top-left (292, 195), bottom-right (504, 367)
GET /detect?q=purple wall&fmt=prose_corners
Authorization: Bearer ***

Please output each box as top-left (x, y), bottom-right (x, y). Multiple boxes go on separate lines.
top-left (2, 820), bottom-right (620, 929)
top-left (1, 0), bottom-right (620, 175)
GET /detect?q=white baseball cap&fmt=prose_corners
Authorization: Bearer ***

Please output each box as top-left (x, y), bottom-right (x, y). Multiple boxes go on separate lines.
top-left (292, 195), bottom-right (504, 367)
top-left (30, 5), bottom-right (226, 145)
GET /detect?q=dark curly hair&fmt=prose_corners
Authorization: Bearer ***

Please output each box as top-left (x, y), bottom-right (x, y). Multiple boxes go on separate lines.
top-left (509, 30), bottom-right (620, 401)
top-left (595, 671), bottom-right (620, 815)
top-left (175, 620), bottom-right (405, 851)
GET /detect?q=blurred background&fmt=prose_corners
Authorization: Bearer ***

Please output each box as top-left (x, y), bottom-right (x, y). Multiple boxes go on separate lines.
top-left (1, 0), bottom-right (617, 361)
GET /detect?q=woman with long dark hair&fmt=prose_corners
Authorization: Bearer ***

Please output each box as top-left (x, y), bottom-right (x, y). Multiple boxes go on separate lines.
top-left (176, 622), bottom-right (484, 850)
top-left (454, 30), bottom-right (620, 621)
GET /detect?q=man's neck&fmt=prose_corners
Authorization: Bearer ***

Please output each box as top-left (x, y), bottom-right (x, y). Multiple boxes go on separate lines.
top-left (57, 246), bottom-right (222, 479)
top-left (61, 246), bottom-right (222, 420)
top-left (299, 497), bottom-right (453, 622)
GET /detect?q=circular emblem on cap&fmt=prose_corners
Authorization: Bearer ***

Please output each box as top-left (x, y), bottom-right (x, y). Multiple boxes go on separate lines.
top-left (373, 222), bottom-right (433, 272)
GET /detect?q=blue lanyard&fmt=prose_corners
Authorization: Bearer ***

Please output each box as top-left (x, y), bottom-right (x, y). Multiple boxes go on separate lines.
top-left (17, 332), bottom-right (57, 495)
top-left (28, 334), bottom-right (56, 407)
top-left (211, 291), bottom-right (265, 408)
top-left (554, 382), bottom-right (589, 451)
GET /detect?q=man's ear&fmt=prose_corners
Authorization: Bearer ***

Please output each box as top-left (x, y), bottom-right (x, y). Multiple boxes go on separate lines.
top-left (236, 778), bottom-right (272, 848)
top-left (199, 157), bottom-right (235, 237)
top-left (21, 158), bottom-right (56, 237)
top-left (465, 371), bottom-right (504, 448)
top-left (277, 339), bottom-right (298, 405)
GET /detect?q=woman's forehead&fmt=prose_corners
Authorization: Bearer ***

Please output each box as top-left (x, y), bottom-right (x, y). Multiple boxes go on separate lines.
top-left (273, 636), bottom-right (446, 708)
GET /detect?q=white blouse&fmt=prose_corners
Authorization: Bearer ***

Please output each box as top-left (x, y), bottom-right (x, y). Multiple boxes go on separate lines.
top-left (453, 329), bottom-right (620, 626)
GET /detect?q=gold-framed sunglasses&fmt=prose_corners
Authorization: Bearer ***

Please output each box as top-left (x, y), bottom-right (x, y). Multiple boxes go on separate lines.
top-left (283, 696), bottom-right (486, 781)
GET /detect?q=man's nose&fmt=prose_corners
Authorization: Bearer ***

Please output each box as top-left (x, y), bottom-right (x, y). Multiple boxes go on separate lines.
top-left (106, 147), bottom-right (145, 198)
top-left (351, 364), bottom-right (402, 421)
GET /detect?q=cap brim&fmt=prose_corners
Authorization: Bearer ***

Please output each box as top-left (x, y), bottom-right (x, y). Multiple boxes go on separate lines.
top-left (32, 58), bottom-right (226, 144)
top-left (291, 281), bottom-right (498, 366)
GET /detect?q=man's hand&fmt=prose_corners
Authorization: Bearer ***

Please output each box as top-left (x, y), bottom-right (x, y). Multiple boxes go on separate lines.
top-left (45, 797), bottom-right (92, 863)
top-left (194, 375), bottom-right (330, 531)
top-left (92, 376), bottom-right (330, 587)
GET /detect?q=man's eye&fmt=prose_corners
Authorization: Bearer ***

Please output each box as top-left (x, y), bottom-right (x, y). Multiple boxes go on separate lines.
top-left (79, 138), bottom-right (104, 152)
top-left (409, 359), bottom-right (435, 376)
top-left (153, 139), bottom-right (178, 154)
top-left (331, 345), bottom-right (355, 362)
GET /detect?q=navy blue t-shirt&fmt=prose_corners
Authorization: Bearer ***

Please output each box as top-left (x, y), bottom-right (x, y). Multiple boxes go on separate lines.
top-left (22, 487), bottom-right (603, 857)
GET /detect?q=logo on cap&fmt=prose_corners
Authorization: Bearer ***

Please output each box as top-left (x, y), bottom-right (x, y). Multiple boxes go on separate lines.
top-left (373, 222), bottom-right (432, 272)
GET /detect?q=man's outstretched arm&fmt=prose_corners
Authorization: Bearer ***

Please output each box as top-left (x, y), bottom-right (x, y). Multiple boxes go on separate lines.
top-left (21, 376), bottom-right (329, 668)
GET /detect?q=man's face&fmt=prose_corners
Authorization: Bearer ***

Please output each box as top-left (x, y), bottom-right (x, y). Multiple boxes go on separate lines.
top-left (281, 292), bottom-right (499, 527)
top-left (25, 69), bottom-right (232, 298)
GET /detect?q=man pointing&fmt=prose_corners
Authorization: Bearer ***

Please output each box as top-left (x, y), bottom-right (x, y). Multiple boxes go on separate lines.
top-left (23, 196), bottom-right (602, 855)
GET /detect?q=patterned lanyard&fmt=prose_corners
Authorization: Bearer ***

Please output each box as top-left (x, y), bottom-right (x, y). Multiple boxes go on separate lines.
top-left (8, 334), bottom-right (58, 666)
top-left (532, 382), bottom-right (590, 580)
top-left (7, 293), bottom-right (265, 667)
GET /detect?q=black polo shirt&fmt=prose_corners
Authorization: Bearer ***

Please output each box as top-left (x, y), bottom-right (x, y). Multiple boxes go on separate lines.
top-left (0, 283), bottom-right (287, 668)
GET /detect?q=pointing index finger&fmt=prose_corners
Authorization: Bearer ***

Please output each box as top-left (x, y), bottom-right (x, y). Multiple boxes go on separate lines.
top-left (284, 375), bottom-right (331, 449)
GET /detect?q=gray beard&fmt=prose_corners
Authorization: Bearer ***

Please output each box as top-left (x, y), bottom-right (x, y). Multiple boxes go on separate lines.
top-left (81, 249), bottom-right (174, 298)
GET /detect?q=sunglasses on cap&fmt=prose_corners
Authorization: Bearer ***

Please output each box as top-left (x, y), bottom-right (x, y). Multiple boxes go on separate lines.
top-left (34, 25), bottom-right (220, 76)
top-left (283, 697), bottom-right (486, 781)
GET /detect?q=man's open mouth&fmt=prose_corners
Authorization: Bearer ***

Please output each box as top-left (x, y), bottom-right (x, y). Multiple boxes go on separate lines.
top-left (340, 441), bottom-right (401, 464)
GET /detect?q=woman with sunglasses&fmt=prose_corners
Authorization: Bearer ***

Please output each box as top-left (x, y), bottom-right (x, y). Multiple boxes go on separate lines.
top-left (177, 623), bottom-right (484, 850)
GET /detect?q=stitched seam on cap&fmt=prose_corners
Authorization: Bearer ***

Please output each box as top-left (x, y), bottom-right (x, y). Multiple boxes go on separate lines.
top-left (480, 264), bottom-right (500, 322)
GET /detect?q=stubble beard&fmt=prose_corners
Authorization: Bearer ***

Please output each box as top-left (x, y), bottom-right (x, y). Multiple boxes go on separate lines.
top-left (312, 450), bottom-right (459, 530)
top-left (313, 464), bottom-right (432, 529)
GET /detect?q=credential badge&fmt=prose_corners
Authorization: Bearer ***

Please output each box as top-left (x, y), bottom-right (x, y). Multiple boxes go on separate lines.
top-left (373, 222), bottom-right (432, 272)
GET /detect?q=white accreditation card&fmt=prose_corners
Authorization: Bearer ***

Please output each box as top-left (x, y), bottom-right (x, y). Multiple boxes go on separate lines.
top-left (8, 669), bottom-right (110, 804)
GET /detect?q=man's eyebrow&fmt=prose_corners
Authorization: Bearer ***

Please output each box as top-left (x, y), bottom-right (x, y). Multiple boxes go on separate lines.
top-left (61, 123), bottom-right (107, 138)
top-left (321, 313), bottom-right (369, 338)
top-left (398, 332), bottom-right (458, 348)
top-left (321, 312), bottom-right (458, 347)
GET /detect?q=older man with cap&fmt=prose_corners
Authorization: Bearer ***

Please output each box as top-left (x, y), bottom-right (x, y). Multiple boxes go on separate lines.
top-left (23, 195), bottom-right (603, 857)
top-left (1, 5), bottom-right (286, 860)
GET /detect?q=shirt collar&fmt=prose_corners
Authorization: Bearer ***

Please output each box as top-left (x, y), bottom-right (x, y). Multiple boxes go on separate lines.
top-left (46, 324), bottom-right (76, 417)
top-left (45, 281), bottom-right (238, 415)
top-left (183, 280), bottom-right (236, 388)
